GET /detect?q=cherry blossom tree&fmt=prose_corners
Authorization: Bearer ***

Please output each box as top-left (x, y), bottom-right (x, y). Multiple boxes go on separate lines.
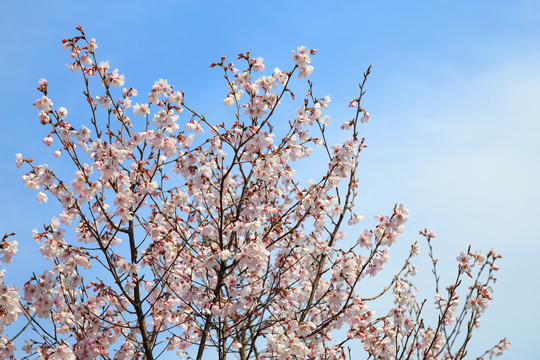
top-left (1, 26), bottom-right (510, 360)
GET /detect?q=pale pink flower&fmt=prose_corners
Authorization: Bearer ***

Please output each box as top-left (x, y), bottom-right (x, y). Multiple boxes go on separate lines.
top-left (252, 57), bottom-right (265, 72)
top-left (43, 135), bottom-right (53, 146)
top-left (65, 62), bottom-right (80, 73)
top-left (298, 65), bottom-right (314, 78)
top-left (321, 94), bottom-right (331, 108)
top-left (321, 115), bottom-right (330, 126)
top-left (272, 67), bottom-right (288, 84)
top-left (15, 153), bottom-right (23, 168)
top-left (38, 111), bottom-right (50, 125)
top-left (80, 52), bottom-right (93, 66)
top-left (87, 38), bottom-right (98, 52)
top-left (469, 294), bottom-right (490, 313)
top-left (97, 60), bottom-right (110, 76)
top-left (37, 78), bottom-right (48, 93)
top-left (0, 239), bottom-right (17, 263)
top-left (223, 94), bottom-right (235, 106)
top-left (133, 103), bottom-right (151, 117)
top-left (473, 251), bottom-right (486, 265)
top-left (148, 92), bottom-right (160, 104)
top-left (169, 91), bottom-right (183, 105)
top-left (341, 120), bottom-right (353, 130)
top-left (348, 213), bottom-right (364, 225)
top-left (357, 230), bottom-right (373, 248)
top-left (185, 121), bottom-right (203, 135)
top-left (0, 337), bottom-right (16, 359)
top-left (36, 191), bottom-right (48, 203)
top-left (48, 344), bottom-right (75, 360)
top-left (34, 96), bottom-right (53, 112)
top-left (153, 78), bottom-right (172, 94)
top-left (95, 95), bottom-right (112, 109)
top-left (107, 69), bottom-right (125, 88)
top-left (57, 107), bottom-right (68, 118)
top-left (360, 111), bottom-right (370, 124)
top-left (291, 46), bottom-right (313, 67)
top-left (122, 97), bottom-right (132, 108)
top-left (61, 38), bottom-right (70, 49)
top-left (489, 248), bottom-right (502, 259)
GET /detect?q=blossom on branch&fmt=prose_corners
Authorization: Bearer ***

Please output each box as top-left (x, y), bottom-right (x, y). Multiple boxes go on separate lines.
top-left (2, 26), bottom-right (509, 360)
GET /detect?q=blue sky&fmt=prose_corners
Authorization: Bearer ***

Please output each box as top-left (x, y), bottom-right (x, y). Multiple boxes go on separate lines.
top-left (1, 0), bottom-right (539, 358)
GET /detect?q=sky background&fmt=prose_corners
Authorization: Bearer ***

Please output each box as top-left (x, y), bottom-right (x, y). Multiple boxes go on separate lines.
top-left (1, 0), bottom-right (539, 358)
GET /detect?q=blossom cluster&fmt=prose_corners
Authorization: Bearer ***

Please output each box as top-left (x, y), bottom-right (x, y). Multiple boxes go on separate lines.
top-left (1, 26), bottom-right (509, 360)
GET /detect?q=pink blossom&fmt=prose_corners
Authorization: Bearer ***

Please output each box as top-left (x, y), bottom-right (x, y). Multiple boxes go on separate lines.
top-left (360, 110), bottom-right (370, 124)
top-left (106, 69), bottom-right (125, 87)
top-left (95, 95), bottom-right (112, 108)
top-left (0, 337), bottom-right (16, 359)
top-left (43, 134), bottom-right (54, 146)
top-left (80, 52), bottom-right (93, 66)
top-left (33, 95), bottom-right (53, 112)
top-left (8, 28), bottom-right (506, 360)
top-left (298, 65), bottom-right (314, 78)
top-left (168, 91), bottom-right (183, 105)
top-left (38, 111), bottom-right (50, 124)
top-left (252, 56), bottom-right (265, 72)
top-left (133, 103), bottom-right (150, 116)
top-left (272, 67), bottom-right (288, 84)
top-left (36, 191), bottom-right (48, 203)
top-left (185, 121), bottom-right (203, 134)
top-left (87, 38), bottom-right (98, 52)
top-left (469, 294), bottom-right (490, 313)
top-left (341, 120), bottom-right (353, 130)
top-left (0, 239), bottom-right (18, 263)
top-left (223, 94), bottom-right (235, 106)
top-left (15, 153), bottom-right (23, 168)
top-left (97, 60), bottom-right (110, 76)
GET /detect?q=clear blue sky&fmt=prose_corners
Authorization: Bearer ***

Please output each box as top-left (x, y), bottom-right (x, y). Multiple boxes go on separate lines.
top-left (1, 1), bottom-right (539, 358)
